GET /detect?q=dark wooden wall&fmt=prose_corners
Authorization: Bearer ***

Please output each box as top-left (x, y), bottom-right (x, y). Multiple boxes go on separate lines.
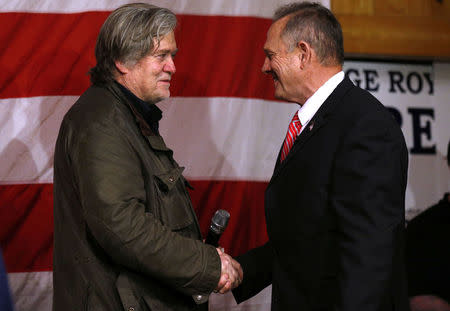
top-left (331, 0), bottom-right (450, 60)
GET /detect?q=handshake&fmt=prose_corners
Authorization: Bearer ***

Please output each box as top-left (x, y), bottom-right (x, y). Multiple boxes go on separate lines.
top-left (215, 248), bottom-right (243, 294)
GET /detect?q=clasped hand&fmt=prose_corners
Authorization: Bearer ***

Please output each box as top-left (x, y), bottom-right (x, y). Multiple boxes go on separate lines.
top-left (215, 248), bottom-right (243, 294)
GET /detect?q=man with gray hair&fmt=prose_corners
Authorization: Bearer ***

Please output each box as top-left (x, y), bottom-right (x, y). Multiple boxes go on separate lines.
top-left (53, 3), bottom-right (241, 311)
top-left (232, 2), bottom-right (409, 311)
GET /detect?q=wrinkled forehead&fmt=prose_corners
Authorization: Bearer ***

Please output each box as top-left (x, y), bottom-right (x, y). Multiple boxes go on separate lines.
top-left (151, 31), bottom-right (177, 53)
top-left (264, 17), bottom-right (289, 50)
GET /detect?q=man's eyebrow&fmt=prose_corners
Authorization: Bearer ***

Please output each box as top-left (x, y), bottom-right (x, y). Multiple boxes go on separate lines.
top-left (156, 48), bottom-right (178, 54)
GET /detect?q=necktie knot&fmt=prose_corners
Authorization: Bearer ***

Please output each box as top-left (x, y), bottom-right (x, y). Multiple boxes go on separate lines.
top-left (280, 113), bottom-right (302, 162)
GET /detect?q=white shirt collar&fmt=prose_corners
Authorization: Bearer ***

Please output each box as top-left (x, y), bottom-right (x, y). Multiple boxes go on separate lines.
top-left (297, 71), bottom-right (344, 132)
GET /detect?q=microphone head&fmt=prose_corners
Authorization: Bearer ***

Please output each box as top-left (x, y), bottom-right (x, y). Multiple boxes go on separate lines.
top-left (210, 209), bottom-right (230, 234)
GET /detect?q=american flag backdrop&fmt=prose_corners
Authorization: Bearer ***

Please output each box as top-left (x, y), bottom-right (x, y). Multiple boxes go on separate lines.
top-left (2, 1), bottom-right (450, 310)
top-left (0, 1), bottom-right (329, 310)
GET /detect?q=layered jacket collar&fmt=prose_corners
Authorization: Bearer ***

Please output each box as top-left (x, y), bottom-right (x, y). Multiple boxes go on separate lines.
top-left (105, 82), bottom-right (172, 153)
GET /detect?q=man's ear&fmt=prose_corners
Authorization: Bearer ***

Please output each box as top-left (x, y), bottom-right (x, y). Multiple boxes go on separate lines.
top-left (115, 60), bottom-right (129, 74)
top-left (297, 41), bottom-right (311, 70)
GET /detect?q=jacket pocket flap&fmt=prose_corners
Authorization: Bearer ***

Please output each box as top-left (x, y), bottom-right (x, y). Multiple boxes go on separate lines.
top-left (116, 271), bottom-right (194, 311)
top-left (146, 135), bottom-right (171, 151)
top-left (143, 292), bottom-right (194, 311)
top-left (154, 167), bottom-right (185, 192)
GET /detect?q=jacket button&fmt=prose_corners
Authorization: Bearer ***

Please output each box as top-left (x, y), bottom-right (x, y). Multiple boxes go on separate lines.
top-left (168, 177), bottom-right (174, 182)
top-left (128, 307), bottom-right (135, 311)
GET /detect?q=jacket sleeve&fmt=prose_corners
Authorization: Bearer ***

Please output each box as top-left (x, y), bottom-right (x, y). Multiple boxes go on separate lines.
top-left (68, 115), bottom-right (220, 296)
top-left (330, 112), bottom-right (408, 311)
top-left (232, 241), bottom-right (273, 303)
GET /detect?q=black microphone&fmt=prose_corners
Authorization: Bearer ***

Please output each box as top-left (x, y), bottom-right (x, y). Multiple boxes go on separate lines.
top-left (205, 209), bottom-right (230, 247)
top-left (193, 210), bottom-right (230, 304)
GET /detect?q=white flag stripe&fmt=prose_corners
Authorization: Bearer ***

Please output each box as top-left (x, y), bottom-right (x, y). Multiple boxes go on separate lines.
top-left (0, 96), bottom-right (76, 185)
top-left (7, 271), bottom-right (271, 311)
top-left (8, 271), bottom-right (53, 311)
top-left (3, 0), bottom-right (329, 16)
top-left (0, 96), bottom-right (298, 184)
top-left (209, 286), bottom-right (272, 311)
top-left (159, 97), bottom-right (298, 181)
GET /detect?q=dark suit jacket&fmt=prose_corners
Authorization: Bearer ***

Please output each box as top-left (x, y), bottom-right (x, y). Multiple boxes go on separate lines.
top-left (233, 77), bottom-right (410, 311)
top-left (406, 193), bottom-right (450, 302)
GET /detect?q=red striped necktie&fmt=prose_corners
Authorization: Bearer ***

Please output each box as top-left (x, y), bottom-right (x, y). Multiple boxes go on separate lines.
top-left (280, 113), bottom-right (302, 162)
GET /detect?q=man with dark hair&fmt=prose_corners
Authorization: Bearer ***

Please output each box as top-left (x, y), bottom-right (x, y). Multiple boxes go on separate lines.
top-left (406, 140), bottom-right (450, 311)
top-left (53, 3), bottom-right (241, 311)
top-left (232, 2), bottom-right (409, 310)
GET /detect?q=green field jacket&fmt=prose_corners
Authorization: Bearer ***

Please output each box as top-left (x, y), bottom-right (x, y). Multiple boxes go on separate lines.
top-left (53, 82), bottom-right (220, 311)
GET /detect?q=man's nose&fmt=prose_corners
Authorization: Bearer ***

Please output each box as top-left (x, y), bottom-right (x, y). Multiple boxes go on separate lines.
top-left (261, 57), bottom-right (271, 74)
top-left (164, 56), bottom-right (176, 74)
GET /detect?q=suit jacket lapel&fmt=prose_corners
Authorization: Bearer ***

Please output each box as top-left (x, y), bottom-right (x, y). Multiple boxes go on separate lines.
top-left (269, 77), bottom-right (354, 186)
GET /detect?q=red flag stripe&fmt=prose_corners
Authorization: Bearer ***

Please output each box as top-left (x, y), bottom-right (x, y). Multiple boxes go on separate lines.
top-left (0, 184), bottom-right (53, 272)
top-left (0, 180), bottom-right (268, 272)
top-left (192, 180), bottom-right (269, 258)
top-left (0, 13), bottom-right (275, 100)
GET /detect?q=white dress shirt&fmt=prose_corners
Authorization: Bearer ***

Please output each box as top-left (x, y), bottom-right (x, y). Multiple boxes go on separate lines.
top-left (297, 71), bottom-right (345, 134)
